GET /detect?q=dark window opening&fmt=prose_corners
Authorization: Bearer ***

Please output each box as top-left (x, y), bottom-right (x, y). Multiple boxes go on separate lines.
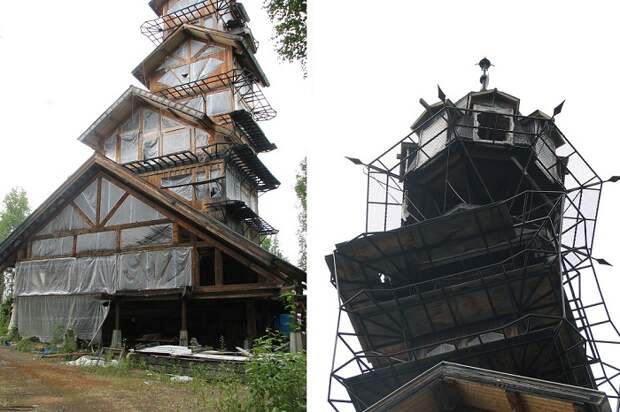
top-left (199, 248), bottom-right (216, 286)
top-left (223, 253), bottom-right (258, 284)
top-left (178, 226), bottom-right (192, 243)
top-left (477, 112), bottom-right (510, 141)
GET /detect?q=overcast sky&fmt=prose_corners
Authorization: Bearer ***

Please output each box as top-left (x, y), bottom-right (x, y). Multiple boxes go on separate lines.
top-left (0, 0), bottom-right (307, 262)
top-left (307, 0), bottom-right (620, 409)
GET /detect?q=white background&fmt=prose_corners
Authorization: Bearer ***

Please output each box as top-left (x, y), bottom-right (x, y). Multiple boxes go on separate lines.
top-left (0, 0), bottom-right (308, 263)
top-left (307, 0), bottom-right (620, 410)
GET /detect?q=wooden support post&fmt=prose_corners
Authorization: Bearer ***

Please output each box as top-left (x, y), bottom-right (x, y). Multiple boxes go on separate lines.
top-left (214, 248), bottom-right (223, 286)
top-left (115, 300), bottom-right (120, 330)
top-left (246, 300), bottom-right (257, 341)
top-left (180, 298), bottom-right (189, 346)
top-left (506, 390), bottom-right (524, 412)
top-left (111, 300), bottom-right (122, 348)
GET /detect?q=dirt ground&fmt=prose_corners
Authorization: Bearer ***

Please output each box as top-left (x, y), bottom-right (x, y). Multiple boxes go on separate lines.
top-left (0, 347), bottom-right (214, 411)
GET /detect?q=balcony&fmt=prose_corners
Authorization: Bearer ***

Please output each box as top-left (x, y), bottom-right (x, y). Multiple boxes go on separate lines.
top-left (141, 0), bottom-right (238, 45)
top-left (158, 69), bottom-right (277, 122)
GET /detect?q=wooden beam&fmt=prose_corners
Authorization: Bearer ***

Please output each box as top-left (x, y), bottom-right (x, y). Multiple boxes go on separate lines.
top-left (506, 390), bottom-right (524, 412)
top-left (214, 248), bottom-right (223, 286)
top-left (430, 380), bottom-right (462, 411)
top-left (246, 300), bottom-right (257, 340)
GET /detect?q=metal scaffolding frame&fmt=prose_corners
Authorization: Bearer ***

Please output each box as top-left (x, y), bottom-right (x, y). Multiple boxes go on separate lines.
top-left (141, 0), bottom-right (234, 45)
top-left (328, 106), bottom-right (620, 410)
top-left (157, 69), bottom-right (277, 122)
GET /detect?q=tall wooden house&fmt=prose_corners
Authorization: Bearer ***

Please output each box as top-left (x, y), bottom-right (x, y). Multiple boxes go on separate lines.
top-left (0, 0), bottom-right (304, 349)
top-left (327, 60), bottom-right (620, 410)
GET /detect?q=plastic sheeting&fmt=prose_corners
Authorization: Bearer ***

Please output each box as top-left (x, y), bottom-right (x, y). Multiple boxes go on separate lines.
top-left (162, 174), bottom-right (193, 200)
top-left (15, 295), bottom-right (109, 343)
top-left (206, 90), bottom-right (232, 116)
top-left (118, 247), bottom-right (192, 291)
top-left (169, 0), bottom-right (195, 13)
top-left (143, 134), bottom-right (160, 159)
top-left (74, 181), bottom-right (98, 223)
top-left (191, 58), bottom-right (222, 81)
top-left (104, 136), bottom-right (116, 160)
top-left (100, 178), bottom-right (125, 221)
top-left (106, 195), bottom-right (164, 226)
top-left (196, 166), bottom-right (223, 201)
top-left (76, 231), bottom-right (117, 254)
top-left (15, 256), bottom-right (117, 296)
top-left (15, 247), bottom-right (192, 296)
top-left (120, 224), bottom-right (173, 248)
top-left (163, 128), bottom-right (191, 155)
top-left (32, 236), bottom-right (73, 258)
top-left (195, 129), bottom-right (209, 147)
top-left (38, 205), bottom-right (90, 236)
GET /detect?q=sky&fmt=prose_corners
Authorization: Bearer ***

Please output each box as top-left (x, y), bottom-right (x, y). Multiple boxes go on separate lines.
top-left (307, 0), bottom-right (620, 410)
top-left (0, 0), bottom-right (308, 263)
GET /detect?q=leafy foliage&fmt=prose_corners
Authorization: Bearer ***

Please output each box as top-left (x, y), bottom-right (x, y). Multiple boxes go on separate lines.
top-left (263, 0), bottom-right (307, 76)
top-left (295, 158), bottom-right (307, 271)
top-left (245, 331), bottom-right (306, 411)
top-left (260, 234), bottom-right (285, 259)
top-left (0, 187), bottom-right (30, 332)
top-left (0, 187), bottom-right (30, 241)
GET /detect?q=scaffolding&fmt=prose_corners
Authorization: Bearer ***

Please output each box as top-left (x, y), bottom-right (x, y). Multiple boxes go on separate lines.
top-left (328, 105), bottom-right (620, 410)
top-left (141, 0), bottom-right (235, 45)
top-left (156, 69), bottom-right (276, 123)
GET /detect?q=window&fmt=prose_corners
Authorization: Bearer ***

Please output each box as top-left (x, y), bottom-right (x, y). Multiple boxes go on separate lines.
top-left (476, 112), bottom-right (511, 142)
top-left (162, 174), bottom-right (193, 200)
top-left (199, 248), bottom-right (216, 286)
top-left (223, 253), bottom-right (258, 284)
top-left (206, 90), bottom-right (232, 116)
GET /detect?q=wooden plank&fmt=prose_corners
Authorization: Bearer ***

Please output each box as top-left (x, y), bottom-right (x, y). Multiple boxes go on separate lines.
top-left (214, 248), bottom-right (223, 285)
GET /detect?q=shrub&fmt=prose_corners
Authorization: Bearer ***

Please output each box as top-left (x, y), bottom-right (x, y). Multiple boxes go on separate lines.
top-left (245, 331), bottom-right (306, 411)
top-left (15, 337), bottom-right (36, 352)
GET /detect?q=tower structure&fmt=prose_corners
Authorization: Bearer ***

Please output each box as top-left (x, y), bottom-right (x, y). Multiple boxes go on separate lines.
top-left (0, 1), bottom-right (304, 350)
top-left (327, 60), bottom-right (620, 410)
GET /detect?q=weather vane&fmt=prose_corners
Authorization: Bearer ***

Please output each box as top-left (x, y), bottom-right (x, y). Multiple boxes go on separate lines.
top-left (478, 57), bottom-right (493, 90)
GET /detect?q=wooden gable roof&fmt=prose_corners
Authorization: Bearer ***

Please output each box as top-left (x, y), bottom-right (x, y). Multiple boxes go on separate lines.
top-left (132, 24), bottom-right (268, 87)
top-left (0, 154), bottom-right (305, 285)
top-left (77, 85), bottom-right (228, 151)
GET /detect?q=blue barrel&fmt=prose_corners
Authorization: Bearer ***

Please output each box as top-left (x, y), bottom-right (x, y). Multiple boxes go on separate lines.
top-left (278, 314), bottom-right (294, 334)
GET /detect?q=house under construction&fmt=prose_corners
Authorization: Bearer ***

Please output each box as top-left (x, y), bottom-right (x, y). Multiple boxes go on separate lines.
top-left (0, 0), bottom-right (305, 349)
top-left (327, 59), bottom-right (620, 411)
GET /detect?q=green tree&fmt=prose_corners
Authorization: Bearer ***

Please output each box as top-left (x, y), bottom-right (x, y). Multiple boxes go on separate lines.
top-left (0, 187), bottom-right (30, 330)
top-left (263, 0), bottom-right (307, 76)
top-left (295, 158), bottom-right (307, 271)
top-left (261, 234), bottom-right (285, 259)
top-left (0, 187), bottom-right (30, 240)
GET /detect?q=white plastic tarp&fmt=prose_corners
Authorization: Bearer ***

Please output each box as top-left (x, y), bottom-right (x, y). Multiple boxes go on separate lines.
top-left (120, 224), bottom-right (173, 248)
top-left (15, 255), bottom-right (117, 296)
top-left (118, 247), bottom-right (192, 291)
top-left (15, 295), bottom-right (109, 343)
top-left (32, 236), bottom-right (73, 258)
top-left (206, 90), bottom-right (232, 116)
top-left (106, 195), bottom-right (164, 226)
top-left (76, 231), bottom-right (117, 254)
top-left (15, 247), bottom-right (192, 296)
top-left (38, 205), bottom-right (89, 236)
top-left (100, 178), bottom-right (125, 221)
top-left (74, 181), bottom-right (98, 223)
top-left (162, 174), bottom-right (193, 200)
top-left (163, 128), bottom-right (191, 155)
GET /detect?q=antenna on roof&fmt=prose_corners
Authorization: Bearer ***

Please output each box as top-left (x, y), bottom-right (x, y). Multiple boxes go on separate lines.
top-left (477, 57), bottom-right (493, 91)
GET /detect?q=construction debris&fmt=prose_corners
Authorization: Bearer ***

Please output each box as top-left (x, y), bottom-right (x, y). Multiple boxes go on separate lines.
top-left (66, 355), bottom-right (119, 368)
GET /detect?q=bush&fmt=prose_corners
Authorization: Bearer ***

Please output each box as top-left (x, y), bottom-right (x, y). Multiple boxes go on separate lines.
top-left (0, 296), bottom-right (12, 336)
top-left (15, 337), bottom-right (36, 352)
top-left (245, 332), bottom-right (306, 412)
